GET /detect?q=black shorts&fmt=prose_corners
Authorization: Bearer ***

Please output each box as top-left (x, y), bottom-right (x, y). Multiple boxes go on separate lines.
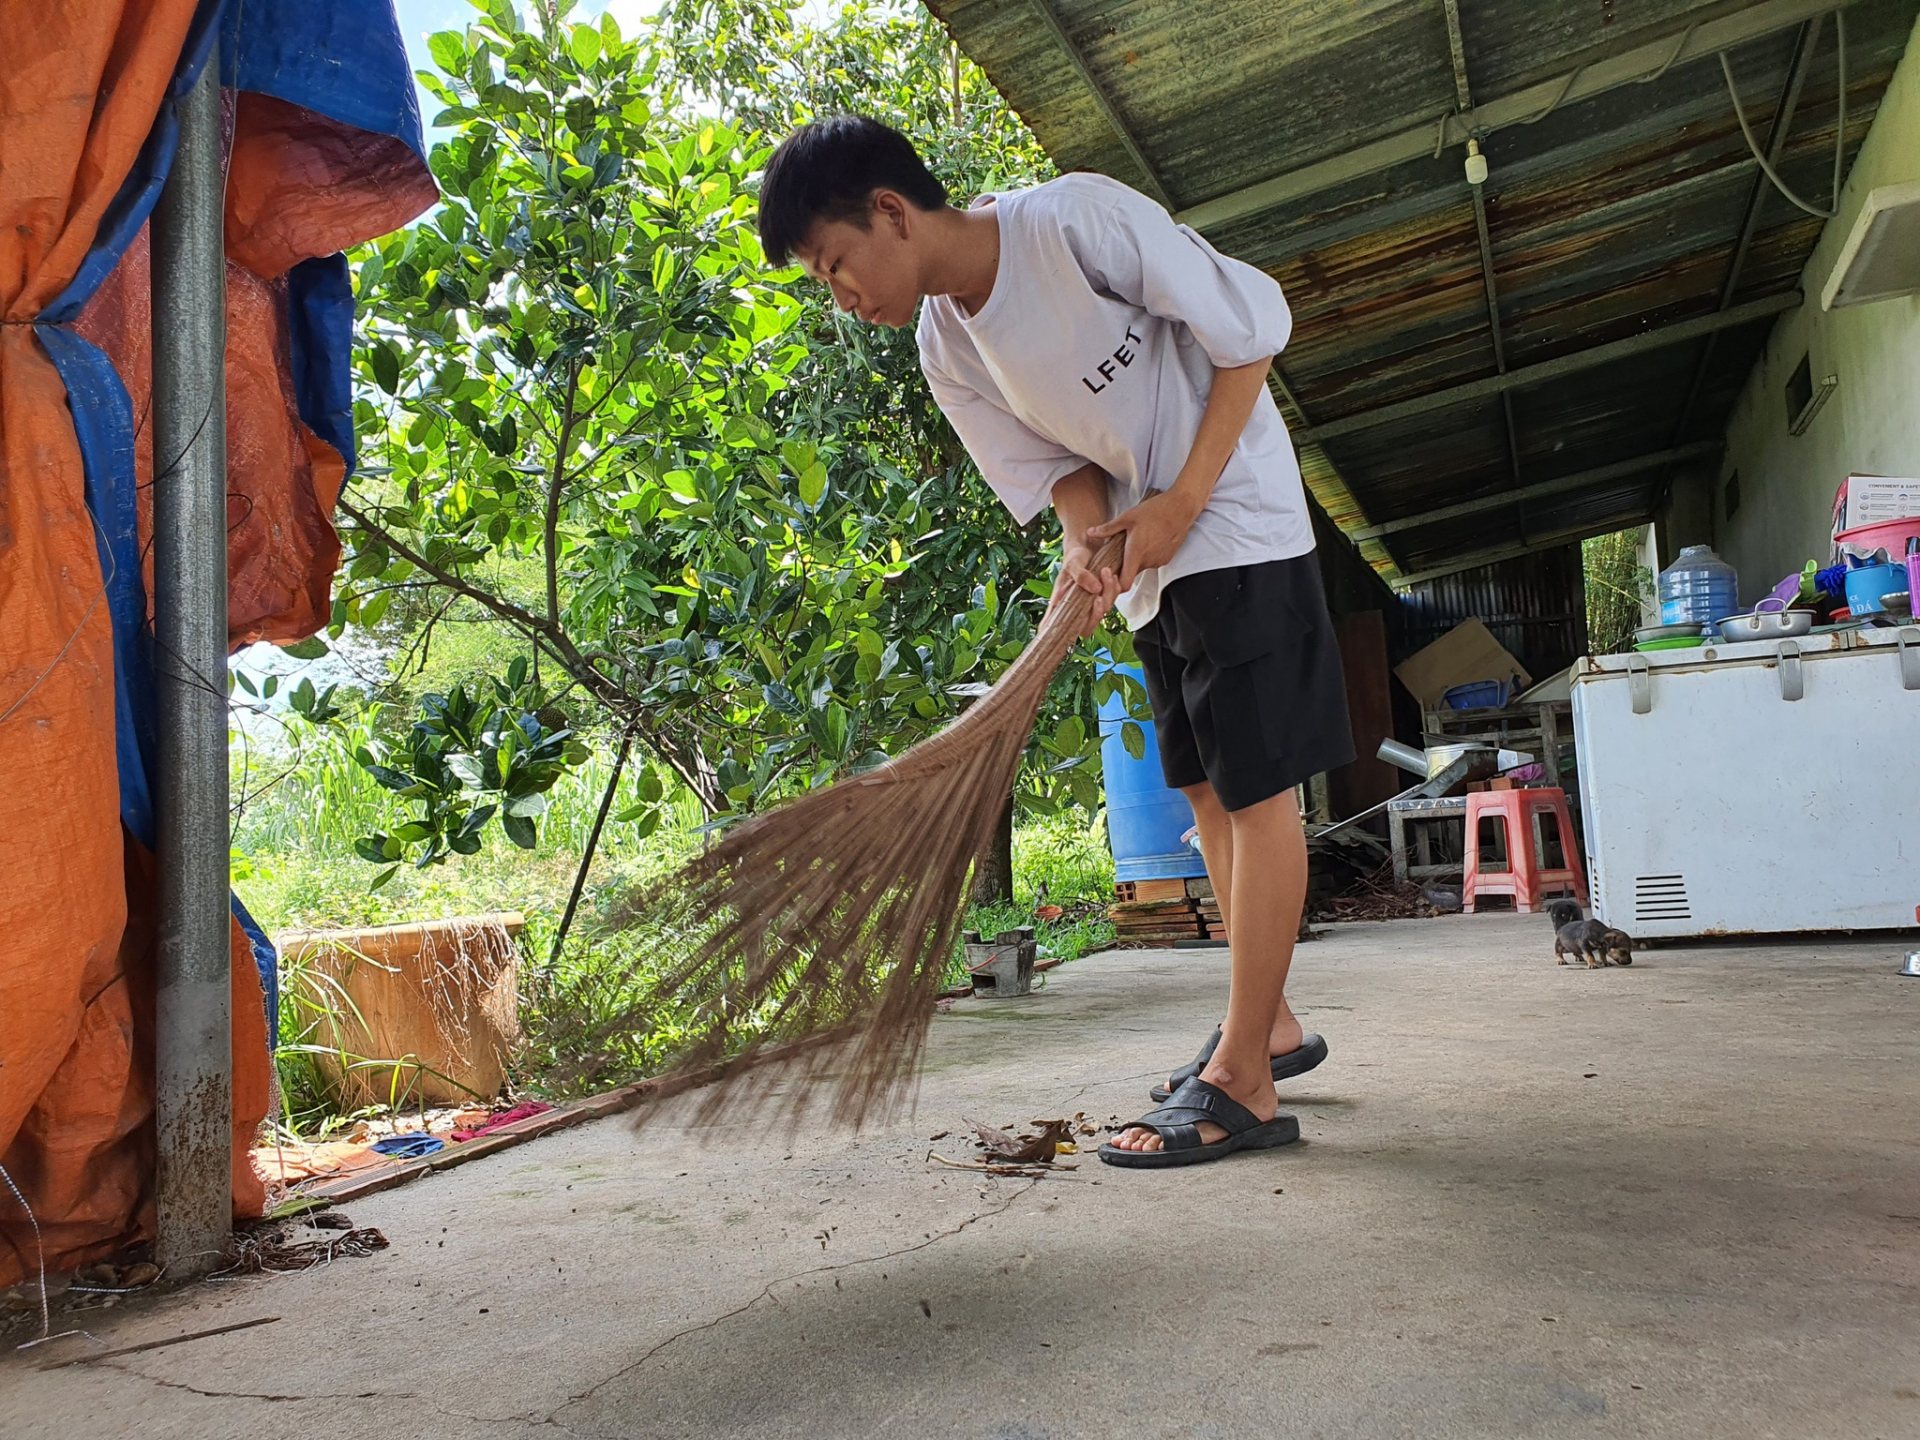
top-left (1133, 554), bottom-right (1355, 813)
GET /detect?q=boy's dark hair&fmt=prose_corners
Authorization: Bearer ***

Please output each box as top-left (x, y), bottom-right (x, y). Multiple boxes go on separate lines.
top-left (758, 115), bottom-right (948, 265)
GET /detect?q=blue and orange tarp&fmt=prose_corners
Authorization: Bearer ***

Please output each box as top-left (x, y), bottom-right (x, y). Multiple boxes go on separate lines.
top-left (0, 0), bottom-right (436, 1284)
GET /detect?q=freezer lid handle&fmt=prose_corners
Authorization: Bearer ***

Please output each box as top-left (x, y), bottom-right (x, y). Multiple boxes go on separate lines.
top-left (1899, 628), bottom-right (1920, 691)
top-left (1626, 655), bottom-right (1652, 715)
top-left (1777, 639), bottom-right (1804, 702)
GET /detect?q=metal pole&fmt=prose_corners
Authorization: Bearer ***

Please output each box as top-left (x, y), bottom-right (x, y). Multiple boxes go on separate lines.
top-left (150, 57), bottom-right (231, 1279)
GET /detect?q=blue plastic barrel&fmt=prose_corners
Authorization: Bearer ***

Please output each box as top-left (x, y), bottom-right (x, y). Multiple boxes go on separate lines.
top-left (1097, 664), bottom-right (1207, 882)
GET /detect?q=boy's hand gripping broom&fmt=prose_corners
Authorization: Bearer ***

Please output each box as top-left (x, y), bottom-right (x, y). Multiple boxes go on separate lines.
top-left (591, 535), bottom-right (1127, 1129)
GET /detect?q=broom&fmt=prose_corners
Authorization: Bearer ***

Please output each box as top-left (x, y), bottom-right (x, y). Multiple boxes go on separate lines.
top-left (578, 533), bottom-right (1129, 1130)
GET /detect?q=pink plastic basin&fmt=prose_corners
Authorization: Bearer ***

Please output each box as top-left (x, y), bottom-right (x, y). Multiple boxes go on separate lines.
top-left (1835, 515), bottom-right (1920, 560)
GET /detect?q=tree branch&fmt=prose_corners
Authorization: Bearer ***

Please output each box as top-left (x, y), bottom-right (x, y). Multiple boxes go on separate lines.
top-left (546, 358), bottom-right (583, 626)
top-left (547, 724), bottom-right (635, 976)
top-left (341, 495), bottom-right (563, 647)
top-left (338, 493), bottom-right (721, 810)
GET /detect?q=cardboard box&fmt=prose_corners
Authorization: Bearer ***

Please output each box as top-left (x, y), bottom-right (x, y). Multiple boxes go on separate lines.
top-left (1834, 475), bottom-right (1920, 534)
top-left (1393, 619), bottom-right (1532, 711)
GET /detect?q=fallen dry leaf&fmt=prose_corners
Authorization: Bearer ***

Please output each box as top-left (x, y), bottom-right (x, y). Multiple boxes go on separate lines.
top-left (965, 1117), bottom-right (1075, 1165)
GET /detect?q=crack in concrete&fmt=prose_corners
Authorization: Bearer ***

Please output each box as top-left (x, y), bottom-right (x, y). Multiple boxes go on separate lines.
top-left (546, 1178), bottom-right (1039, 1424)
top-left (106, 1359), bottom-right (414, 1404)
top-left (111, 1360), bottom-right (562, 1432)
top-left (1059, 1067), bottom-right (1161, 1110)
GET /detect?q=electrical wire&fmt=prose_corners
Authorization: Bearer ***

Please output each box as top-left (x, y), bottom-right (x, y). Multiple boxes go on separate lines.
top-left (0, 1159), bottom-right (93, 1352)
top-left (1718, 9), bottom-right (1847, 223)
top-left (1505, 21), bottom-right (1697, 136)
top-left (0, 1160), bottom-right (50, 1345)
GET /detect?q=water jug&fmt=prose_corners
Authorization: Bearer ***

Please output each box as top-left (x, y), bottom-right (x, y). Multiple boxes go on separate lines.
top-left (1657, 544), bottom-right (1738, 626)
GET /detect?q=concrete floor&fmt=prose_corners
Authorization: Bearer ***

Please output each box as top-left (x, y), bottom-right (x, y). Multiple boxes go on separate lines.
top-left (4, 912), bottom-right (1919, 1439)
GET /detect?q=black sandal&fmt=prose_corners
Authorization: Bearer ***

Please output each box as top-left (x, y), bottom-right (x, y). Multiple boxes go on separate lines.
top-left (1098, 1077), bottom-right (1300, 1169)
top-left (1148, 1029), bottom-right (1328, 1103)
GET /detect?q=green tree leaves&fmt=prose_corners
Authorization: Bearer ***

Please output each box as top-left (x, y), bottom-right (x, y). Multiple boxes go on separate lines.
top-left (353, 676), bottom-right (581, 868)
top-left (332, 2), bottom-right (1143, 879)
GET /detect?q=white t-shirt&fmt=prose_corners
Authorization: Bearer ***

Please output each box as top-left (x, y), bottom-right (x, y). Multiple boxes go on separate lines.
top-left (916, 171), bottom-right (1313, 629)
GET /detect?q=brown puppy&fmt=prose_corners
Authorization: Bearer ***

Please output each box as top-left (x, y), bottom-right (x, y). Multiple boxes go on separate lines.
top-left (1546, 899), bottom-right (1584, 928)
top-left (1554, 920), bottom-right (1604, 968)
top-left (1556, 918), bottom-right (1636, 968)
top-left (1597, 926), bottom-right (1634, 965)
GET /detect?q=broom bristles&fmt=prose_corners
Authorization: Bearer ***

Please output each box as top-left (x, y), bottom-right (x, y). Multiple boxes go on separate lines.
top-left (578, 536), bottom-right (1128, 1131)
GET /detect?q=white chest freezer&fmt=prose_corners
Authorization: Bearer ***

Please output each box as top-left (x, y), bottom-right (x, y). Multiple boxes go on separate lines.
top-left (1570, 627), bottom-right (1920, 938)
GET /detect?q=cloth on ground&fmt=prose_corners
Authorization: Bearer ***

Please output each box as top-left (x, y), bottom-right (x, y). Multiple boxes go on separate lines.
top-left (453, 1101), bottom-right (555, 1141)
top-left (369, 1133), bottom-right (444, 1160)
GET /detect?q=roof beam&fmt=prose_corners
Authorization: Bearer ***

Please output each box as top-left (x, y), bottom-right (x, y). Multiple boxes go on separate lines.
top-left (1393, 517), bottom-right (1651, 589)
top-left (1349, 441), bottom-right (1723, 541)
top-left (1176, 0), bottom-right (1861, 233)
top-left (1441, 0), bottom-right (1474, 110)
top-left (1027, 0), bottom-right (1175, 210)
top-left (1293, 289), bottom-right (1802, 448)
top-left (1440, 1), bottom-right (1526, 501)
top-left (1473, 189), bottom-right (1525, 488)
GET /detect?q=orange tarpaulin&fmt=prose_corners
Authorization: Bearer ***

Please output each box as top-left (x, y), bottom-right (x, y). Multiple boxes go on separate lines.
top-left (1, 0), bottom-right (434, 1286)
top-left (0, 0), bottom-right (235, 1292)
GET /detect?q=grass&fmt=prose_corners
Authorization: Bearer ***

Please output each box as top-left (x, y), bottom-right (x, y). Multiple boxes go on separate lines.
top-left (235, 723), bottom-right (1116, 1133)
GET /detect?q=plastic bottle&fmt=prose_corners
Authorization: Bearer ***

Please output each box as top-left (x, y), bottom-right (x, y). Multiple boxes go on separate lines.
top-left (1657, 544), bottom-right (1740, 626)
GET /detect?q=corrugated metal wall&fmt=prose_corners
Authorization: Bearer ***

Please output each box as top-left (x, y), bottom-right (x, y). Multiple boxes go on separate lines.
top-left (1390, 543), bottom-right (1590, 684)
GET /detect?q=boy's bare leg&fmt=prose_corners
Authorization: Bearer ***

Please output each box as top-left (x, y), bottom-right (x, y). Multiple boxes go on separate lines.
top-left (1189, 778), bottom-right (1236, 935)
top-left (1225, 784), bottom-right (1309, 1062)
top-left (1110, 785), bottom-right (1309, 1151)
top-left (1149, 782), bottom-right (1307, 1092)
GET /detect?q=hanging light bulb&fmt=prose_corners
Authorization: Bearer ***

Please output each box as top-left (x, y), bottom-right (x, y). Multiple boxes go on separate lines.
top-left (1465, 138), bottom-right (1489, 187)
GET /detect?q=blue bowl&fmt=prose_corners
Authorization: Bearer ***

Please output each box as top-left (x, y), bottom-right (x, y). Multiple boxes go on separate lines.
top-left (1844, 562), bottom-right (1909, 616)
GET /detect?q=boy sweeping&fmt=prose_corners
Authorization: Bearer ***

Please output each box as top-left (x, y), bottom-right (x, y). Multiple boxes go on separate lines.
top-left (757, 116), bottom-right (1352, 1168)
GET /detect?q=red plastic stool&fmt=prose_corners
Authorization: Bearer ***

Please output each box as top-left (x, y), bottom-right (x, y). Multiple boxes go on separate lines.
top-left (1463, 787), bottom-right (1588, 914)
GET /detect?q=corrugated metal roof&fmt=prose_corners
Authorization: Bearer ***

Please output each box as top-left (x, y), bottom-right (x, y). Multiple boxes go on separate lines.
top-left (925, 0), bottom-right (1918, 584)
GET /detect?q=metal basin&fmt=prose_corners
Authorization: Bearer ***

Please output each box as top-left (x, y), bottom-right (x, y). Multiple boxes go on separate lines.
top-left (1635, 622), bottom-right (1705, 643)
top-left (1717, 607), bottom-right (1813, 641)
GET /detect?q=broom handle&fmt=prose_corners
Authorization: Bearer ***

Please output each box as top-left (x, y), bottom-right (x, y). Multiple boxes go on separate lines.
top-left (1042, 532), bottom-right (1131, 646)
top-left (855, 533), bottom-right (1130, 783)
top-left (1011, 531), bottom-right (1130, 681)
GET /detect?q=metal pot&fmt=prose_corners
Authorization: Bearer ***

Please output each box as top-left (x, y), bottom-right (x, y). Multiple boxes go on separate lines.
top-left (1717, 600), bottom-right (1813, 641)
